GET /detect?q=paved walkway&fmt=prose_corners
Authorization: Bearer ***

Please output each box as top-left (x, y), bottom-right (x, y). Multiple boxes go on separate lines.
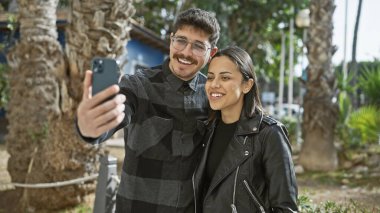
top-left (0, 145), bottom-right (12, 191)
top-left (105, 137), bottom-right (124, 147)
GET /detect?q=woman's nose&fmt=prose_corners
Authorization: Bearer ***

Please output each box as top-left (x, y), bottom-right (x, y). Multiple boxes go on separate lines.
top-left (211, 79), bottom-right (220, 88)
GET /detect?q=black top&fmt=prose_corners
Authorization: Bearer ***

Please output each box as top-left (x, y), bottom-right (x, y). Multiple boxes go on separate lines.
top-left (205, 119), bottom-right (238, 190)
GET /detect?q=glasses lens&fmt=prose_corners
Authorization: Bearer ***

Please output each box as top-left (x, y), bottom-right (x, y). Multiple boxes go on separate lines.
top-left (172, 37), bottom-right (187, 51)
top-left (172, 36), bottom-right (209, 56)
top-left (192, 43), bottom-right (207, 56)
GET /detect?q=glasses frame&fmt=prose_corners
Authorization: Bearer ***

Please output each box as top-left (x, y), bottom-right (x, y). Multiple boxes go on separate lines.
top-left (170, 35), bottom-right (211, 57)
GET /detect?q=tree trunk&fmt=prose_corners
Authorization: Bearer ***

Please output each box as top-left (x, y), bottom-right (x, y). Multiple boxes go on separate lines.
top-left (299, 0), bottom-right (339, 172)
top-left (65, 0), bottom-right (135, 102)
top-left (6, 0), bottom-right (134, 211)
top-left (350, 0), bottom-right (363, 108)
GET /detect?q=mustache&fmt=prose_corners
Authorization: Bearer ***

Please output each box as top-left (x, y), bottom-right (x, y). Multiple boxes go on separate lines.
top-left (173, 53), bottom-right (198, 65)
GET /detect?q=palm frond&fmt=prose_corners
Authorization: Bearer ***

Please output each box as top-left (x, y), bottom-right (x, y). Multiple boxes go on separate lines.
top-left (347, 106), bottom-right (380, 144)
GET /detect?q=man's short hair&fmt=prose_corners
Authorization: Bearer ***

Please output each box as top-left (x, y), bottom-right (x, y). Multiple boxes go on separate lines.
top-left (173, 8), bottom-right (220, 48)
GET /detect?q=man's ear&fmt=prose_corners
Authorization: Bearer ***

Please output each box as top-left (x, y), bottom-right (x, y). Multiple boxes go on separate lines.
top-left (169, 33), bottom-right (174, 45)
top-left (208, 47), bottom-right (218, 63)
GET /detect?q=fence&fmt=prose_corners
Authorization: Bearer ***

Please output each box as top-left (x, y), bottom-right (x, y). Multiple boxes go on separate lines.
top-left (1, 154), bottom-right (119, 213)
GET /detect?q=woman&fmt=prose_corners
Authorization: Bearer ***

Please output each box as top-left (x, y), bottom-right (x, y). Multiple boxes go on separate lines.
top-left (193, 46), bottom-right (298, 213)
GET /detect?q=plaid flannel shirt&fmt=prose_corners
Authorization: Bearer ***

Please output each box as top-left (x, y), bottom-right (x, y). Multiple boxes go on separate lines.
top-left (81, 59), bottom-right (209, 213)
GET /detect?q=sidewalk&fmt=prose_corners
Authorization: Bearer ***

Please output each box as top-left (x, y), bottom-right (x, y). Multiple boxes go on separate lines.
top-left (0, 144), bottom-right (12, 191)
top-left (105, 137), bottom-right (124, 147)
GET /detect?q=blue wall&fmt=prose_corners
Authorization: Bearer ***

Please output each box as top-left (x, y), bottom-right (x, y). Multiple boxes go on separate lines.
top-left (121, 39), bottom-right (167, 75)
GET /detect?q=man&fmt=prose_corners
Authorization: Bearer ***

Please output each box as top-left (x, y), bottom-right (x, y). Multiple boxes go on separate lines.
top-left (76, 8), bottom-right (220, 212)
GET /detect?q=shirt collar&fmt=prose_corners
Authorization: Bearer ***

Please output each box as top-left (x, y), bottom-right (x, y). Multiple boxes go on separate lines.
top-left (163, 59), bottom-right (199, 92)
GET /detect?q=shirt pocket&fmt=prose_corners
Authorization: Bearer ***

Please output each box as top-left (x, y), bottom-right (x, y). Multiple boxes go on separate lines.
top-left (126, 116), bottom-right (173, 156)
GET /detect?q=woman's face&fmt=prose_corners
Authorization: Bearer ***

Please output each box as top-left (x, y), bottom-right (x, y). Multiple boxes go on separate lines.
top-left (206, 56), bottom-right (252, 121)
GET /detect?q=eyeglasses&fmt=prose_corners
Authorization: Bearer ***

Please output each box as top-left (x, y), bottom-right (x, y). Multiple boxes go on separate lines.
top-left (171, 36), bottom-right (211, 57)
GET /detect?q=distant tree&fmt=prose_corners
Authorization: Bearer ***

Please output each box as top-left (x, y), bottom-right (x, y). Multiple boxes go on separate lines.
top-left (349, 0), bottom-right (363, 108)
top-left (299, 0), bottom-right (339, 171)
top-left (134, 0), bottom-right (309, 82)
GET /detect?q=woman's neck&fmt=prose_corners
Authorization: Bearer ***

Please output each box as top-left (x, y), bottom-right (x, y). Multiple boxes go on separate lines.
top-left (221, 108), bottom-right (242, 124)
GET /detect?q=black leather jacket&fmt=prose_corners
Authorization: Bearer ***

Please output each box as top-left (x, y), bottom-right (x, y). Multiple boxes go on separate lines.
top-left (192, 113), bottom-right (298, 213)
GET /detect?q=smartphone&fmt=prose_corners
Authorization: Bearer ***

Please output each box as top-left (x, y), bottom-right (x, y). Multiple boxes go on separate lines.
top-left (91, 57), bottom-right (120, 97)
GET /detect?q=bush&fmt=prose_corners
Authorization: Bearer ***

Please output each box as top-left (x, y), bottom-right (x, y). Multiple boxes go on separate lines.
top-left (347, 106), bottom-right (380, 145)
top-left (0, 62), bottom-right (10, 110)
top-left (297, 194), bottom-right (378, 213)
top-left (359, 65), bottom-right (380, 106)
top-left (280, 115), bottom-right (298, 144)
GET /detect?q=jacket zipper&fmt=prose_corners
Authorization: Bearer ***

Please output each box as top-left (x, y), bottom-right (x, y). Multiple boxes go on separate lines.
top-left (192, 173), bottom-right (197, 213)
top-left (230, 136), bottom-right (248, 213)
top-left (243, 180), bottom-right (265, 213)
top-left (231, 166), bottom-right (240, 213)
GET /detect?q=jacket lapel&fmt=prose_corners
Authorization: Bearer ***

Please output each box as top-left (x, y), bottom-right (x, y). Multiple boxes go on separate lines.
top-left (205, 113), bottom-right (263, 197)
top-left (206, 136), bottom-right (250, 194)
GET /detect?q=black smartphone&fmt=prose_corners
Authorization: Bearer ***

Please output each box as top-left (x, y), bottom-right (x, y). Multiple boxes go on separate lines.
top-left (91, 57), bottom-right (120, 97)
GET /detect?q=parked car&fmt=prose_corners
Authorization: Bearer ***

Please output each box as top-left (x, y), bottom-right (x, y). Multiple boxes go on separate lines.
top-left (274, 104), bottom-right (303, 118)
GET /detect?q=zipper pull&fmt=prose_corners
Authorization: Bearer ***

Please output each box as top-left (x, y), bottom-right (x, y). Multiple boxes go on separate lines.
top-left (231, 204), bottom-right (238, 213)
top-left (259, 206), bottom-right (265, 213)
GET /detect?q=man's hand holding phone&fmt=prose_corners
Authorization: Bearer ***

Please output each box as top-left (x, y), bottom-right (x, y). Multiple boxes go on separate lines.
top-left (76, 58), bottom-right (126, 138)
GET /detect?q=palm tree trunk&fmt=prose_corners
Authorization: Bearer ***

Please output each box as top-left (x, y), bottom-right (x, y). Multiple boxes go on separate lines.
top-left (299, 0), bottom-right (339, 171)
top-left (6, 0), bottom-right (68, 210)
top-left (350, 0), bottom-right (363, 108)
top-left (6, 0), bottom-right (134, 211)
top-left (65, 0), bottom-right (135, 102)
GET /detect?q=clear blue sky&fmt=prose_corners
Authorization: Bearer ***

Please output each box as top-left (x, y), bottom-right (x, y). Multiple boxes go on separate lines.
top-left (333, 0), bottom-right (380, 64)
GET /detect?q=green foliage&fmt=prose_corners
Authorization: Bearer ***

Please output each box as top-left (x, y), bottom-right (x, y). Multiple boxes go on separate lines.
top-left (335, 92), bottom-right (362, 147)
top-left (347, 106), bottom-right (380, 144)
top-left (280, 115), bottom-right (298, 144)
top-left (0, 62), bottom-right (10, 110)
top-left (0, 1), bottom-right (10, 12)
top-left (297, 195), bottom-right (314, 212)
top-left (0, 14), bottom-right (17, 110)
top-left (334, 66), bottom-right (362, 147)
top-left (59, 204), bottom-right (92, 213)
top-left (297, 194), bottom-right (378, 212)
top-left (28, 123), bottom-right (50, 143)
top-left (133, 0), bottom-right (310, 81)
top-left (134, 0), bottom-right (181, 38)
top-left (358, 65), bottom-right (380, 106)
top-left (58, 0), bottom-right (69, 8)
top-left (335, 67), bottom-right (358, 94)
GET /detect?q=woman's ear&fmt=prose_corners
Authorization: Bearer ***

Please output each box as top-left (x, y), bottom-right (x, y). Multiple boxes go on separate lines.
top-left (243, 79), bottom-right (254, 94)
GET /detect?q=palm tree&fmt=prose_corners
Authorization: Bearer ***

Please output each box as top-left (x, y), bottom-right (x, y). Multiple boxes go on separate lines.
top-left (299, 0), bottom-right (339, 171)
top-left (350, 0), bottom-right (363, 108)
top-left (6, 0), bottom-right (134, 210)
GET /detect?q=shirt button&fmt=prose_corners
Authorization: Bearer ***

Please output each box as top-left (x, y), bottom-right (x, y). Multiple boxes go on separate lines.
top-left (252, 127), bottom-right (257, 131)
top-left (244, 151), bottom-right (249, 156)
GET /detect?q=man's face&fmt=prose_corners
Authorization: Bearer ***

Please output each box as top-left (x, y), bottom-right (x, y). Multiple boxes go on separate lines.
top-left (169, 25), bottom-right (218, 81)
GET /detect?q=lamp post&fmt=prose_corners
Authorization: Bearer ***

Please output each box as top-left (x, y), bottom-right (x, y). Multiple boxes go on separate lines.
top-left (278, 23), bottom-right (286, 117)
top-left (296, 9), bottom-right (310, 81)
top-left (343, 0), bottom-right (349, 85)
top-left (287, 16), bottom-right (295, 117)
top-left (295, 9), bottom-right (310, 145)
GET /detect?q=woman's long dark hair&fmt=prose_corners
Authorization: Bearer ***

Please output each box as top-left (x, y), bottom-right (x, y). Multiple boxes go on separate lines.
top-left (208, 46), bottom-right (264, 121)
